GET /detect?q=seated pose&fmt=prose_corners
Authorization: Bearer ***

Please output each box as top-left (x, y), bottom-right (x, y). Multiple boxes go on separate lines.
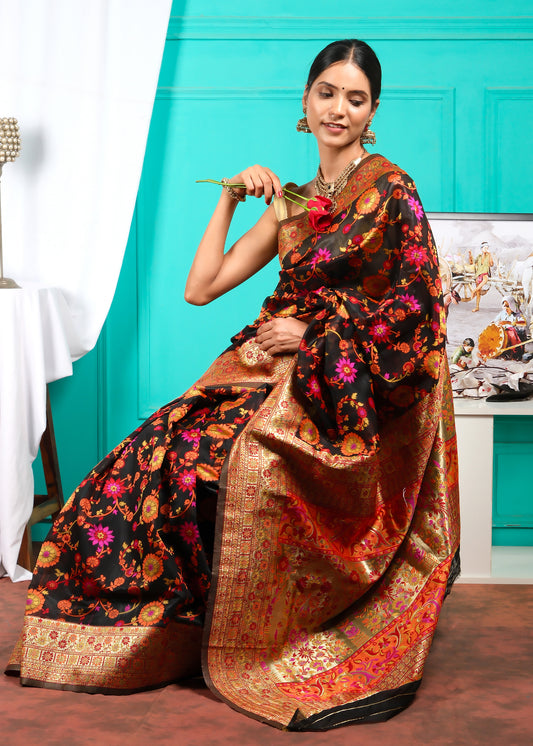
top-left (6, 39), bottom-right (460, 731)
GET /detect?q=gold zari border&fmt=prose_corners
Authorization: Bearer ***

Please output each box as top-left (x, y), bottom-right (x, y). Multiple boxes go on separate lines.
top-left (9, 616), bottom-right (202, 692)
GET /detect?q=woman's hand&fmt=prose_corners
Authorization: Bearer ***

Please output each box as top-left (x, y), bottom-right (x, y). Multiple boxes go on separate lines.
top-left (230, 165), bottom-right (283, 205)
top-left (255, 318), bottom-right (308, 355)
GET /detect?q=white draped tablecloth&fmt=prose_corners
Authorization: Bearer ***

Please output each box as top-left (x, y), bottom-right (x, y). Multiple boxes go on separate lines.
top-left (0, 285), bottom-right (75, 581)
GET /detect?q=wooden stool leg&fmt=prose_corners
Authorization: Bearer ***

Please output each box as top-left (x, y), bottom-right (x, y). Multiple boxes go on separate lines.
top-left (40, 388), bottom-right (64, 515)
top-left (18, 527), bottom-right (31, 574)
top-left (18, 387), bottom-right (64, 571)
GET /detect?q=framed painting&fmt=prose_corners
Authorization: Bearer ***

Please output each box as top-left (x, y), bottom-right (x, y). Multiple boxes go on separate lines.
top-left (428, 212), bottom-right (533, 399)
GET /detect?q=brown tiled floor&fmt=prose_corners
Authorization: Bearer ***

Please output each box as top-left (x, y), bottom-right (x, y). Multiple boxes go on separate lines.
top-left (1, 579), bottom-right (532, 745)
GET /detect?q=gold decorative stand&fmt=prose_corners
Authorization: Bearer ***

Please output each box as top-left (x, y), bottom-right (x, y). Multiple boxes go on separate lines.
top-left (0, 117), bottom-right (21, 289)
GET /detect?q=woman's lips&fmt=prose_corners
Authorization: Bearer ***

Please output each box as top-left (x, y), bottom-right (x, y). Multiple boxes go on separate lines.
top-left (323, 122), bottom-right (346, 131)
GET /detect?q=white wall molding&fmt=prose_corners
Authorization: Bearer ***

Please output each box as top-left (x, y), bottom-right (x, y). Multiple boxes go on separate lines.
top-left (485, 87), bottom-right (533, 211)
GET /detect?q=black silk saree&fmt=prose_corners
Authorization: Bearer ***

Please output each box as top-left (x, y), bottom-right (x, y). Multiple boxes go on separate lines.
top-left (7, 155), bottom-right (459, 730)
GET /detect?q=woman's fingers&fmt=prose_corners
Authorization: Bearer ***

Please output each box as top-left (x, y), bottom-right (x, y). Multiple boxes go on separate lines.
top-left (256, 318), bottom-right (308, 354)
top-left (234, 166), bottom-right (282, 204)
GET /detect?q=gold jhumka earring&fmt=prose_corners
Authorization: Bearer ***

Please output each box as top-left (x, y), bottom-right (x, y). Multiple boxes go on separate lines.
top-left (296, 109), bottom-right (311, 133)
top-left (360, 122), bottom-right (376, 145)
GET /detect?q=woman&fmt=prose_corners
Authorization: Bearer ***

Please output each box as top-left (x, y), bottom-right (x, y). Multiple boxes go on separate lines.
top-left (7, 40), bottom-right (460, 731)
top-left (493, 296), bottom-right (527, 358)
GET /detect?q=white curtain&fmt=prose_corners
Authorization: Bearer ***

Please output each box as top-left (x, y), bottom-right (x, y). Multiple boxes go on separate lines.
top-left (0, 0), bottom-right (172, 354)
top-left (0, 0), bottom-right (172, 581)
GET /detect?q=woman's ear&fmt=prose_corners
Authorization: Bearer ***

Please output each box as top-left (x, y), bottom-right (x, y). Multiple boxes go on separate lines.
top-left (302, 86), bottom-right (309, 111)
top-left (370, 98), bottom-right (380, 119)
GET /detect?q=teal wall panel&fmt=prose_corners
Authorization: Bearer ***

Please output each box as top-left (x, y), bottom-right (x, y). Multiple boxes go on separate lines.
top-left (493, 416), bottom-right (533, 546)
top-left (36, 2), bottom-right (533, 547)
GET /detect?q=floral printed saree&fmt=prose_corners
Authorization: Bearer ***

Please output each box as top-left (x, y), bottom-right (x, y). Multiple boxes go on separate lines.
top-left (7, 154), bottom-right (460, 730)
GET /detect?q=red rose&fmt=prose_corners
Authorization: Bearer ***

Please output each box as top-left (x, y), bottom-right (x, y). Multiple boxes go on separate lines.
top-left (308, 209), bottom-right (333, 231)
top-left (306, 195), bottom-right (333, 232)
top-left (307, 195), bottom-right (333, 211)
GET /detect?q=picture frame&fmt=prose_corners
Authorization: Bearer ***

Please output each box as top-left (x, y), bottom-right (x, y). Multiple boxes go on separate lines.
top-left (428, 212), bottom-right (533, 399)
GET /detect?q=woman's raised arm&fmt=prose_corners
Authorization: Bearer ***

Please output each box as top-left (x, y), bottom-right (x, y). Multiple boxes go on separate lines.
top-left (184, 165), bottom-right (283, 306)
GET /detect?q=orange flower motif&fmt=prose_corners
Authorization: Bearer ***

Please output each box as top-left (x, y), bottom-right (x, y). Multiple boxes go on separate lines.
top-left (197, 463), bottom-right (219, 482)
top-left (142, 495), bottom-right (159, 523)
top-left (362, 228), bottom-right (383, 253)
top-left (298, 418), bottom-right (319, 445)
top-left (36, 541), bottom-right (60, 568)
top-left (138, 601), bottom-right (164, 626)
top-left (363, 274), bottom-right (391, 298)
top-left (142, 554), bottom-right (163, 582)
top-left (424, 350), bottom-right (441, 379)
top-left (168, 405), bottom-right (189, 424)
top-left (150, 446), bottom-right (166, 471)
top-left (340, 433), bottom-right (365, 456)
top-left (25, 589), bottom-right (45, 615)
top-left (206, 423), bottom-right (235, 440)
top-left (220, 395), bottom-right (247, 413)
top-left (356, 188), bottom-right (380, 215)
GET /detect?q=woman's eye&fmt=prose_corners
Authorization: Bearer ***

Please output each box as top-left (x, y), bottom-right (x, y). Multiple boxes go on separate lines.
top-left (318, 91), bottom-right (332, 98)
top-left (350, 100), bottom-right (363, 107)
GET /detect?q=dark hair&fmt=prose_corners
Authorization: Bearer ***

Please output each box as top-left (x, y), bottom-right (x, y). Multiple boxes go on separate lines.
top-left (306, 39), bottom-right (382, 106)
top-left (463, 338), bottom-right (475, 347)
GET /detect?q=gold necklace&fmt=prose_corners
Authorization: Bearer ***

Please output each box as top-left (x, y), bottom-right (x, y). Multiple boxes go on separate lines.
top-left (315, 155), bottom-right (364, 211)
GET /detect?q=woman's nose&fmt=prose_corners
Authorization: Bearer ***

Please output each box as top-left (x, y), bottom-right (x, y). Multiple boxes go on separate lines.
top-left (330, 95), bottom-right (346, 117)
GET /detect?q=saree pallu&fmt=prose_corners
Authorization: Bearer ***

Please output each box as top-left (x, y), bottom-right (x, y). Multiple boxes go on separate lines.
top-left (7, 155), bottom-right (459, 730)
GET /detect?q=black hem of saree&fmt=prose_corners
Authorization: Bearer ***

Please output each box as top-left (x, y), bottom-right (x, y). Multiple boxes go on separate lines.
top-left (287, 680), bottom-right (421, 731)
top-left (445, 545), bottom-right (461, 597)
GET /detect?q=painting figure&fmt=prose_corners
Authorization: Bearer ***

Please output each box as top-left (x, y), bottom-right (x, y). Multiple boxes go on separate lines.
top-left (493, 296), bottom-right (528, 359)
top-left (451, 337), bottom-right (477, 370)
top-left (471, 241), bottom-right (494, 312)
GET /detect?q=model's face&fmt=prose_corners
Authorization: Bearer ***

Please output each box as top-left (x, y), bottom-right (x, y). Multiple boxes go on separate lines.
top-left (303, 61), bottom-right (378, 151)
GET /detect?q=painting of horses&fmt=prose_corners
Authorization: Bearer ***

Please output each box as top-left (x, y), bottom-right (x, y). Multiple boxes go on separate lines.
top-left (429, 213), bottom-right (533, 398)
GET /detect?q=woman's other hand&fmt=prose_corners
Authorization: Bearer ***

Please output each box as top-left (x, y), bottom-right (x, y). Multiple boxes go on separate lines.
top-left (230, 165), bottom-right (283, 205)
top-left (256, 318), bottom-right (308, 355)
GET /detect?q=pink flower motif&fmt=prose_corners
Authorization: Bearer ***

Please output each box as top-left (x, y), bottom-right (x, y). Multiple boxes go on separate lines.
top-left (405, 244), bottom-right (428, 267)
top-left (182, 428), bottom-right (201, 445)
top-left (399, 293), bottom-right (421, 312)
top-left (87, 524), bottom-right (114, 550)
top-left (178, 469), bottom-right (196, 494)
top-left (103, 478), bottom-right (125, 498)
top-left (306, 375), bottom-right (322, 399)
top-left (407, 195), bottom-right (424, 220)
top-left (369, 320), bottom-right (392, 343)
top-left (179, 521), bottom-right (200, 546)
top-left (335, 356), bottom-right (358, 383)
top-left (311, 247), bottom-right (331, 267)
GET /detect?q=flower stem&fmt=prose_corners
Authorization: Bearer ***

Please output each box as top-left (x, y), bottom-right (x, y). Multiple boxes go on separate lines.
top-left (282, 194), bottom-right (310, 212)
top-left (196, 179), bottom-right (246, 187)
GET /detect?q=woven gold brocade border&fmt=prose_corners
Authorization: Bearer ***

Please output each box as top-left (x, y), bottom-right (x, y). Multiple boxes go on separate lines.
top-left (9, 616), bottom-right (202, 692)
top-left (187, 347), bottom-right (293, 392)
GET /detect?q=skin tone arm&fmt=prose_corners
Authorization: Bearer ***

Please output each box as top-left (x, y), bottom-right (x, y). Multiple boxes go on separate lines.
top-left (184, 164), bottom-right (308, 354)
